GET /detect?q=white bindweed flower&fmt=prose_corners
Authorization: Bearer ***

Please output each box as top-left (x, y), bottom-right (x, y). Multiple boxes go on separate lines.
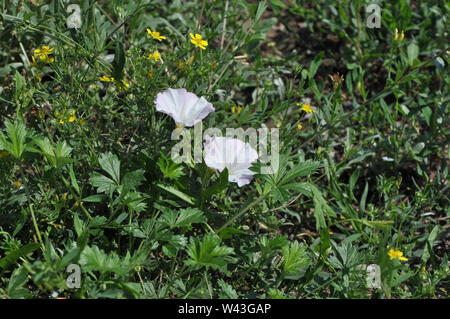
top-left (155, 88), bottom-right (215, 127)
top-left (204, 136), bottom-right (259, 187)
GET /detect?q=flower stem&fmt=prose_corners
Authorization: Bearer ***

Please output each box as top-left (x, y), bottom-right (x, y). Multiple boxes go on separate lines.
top-left (217, 186), bottom-right (273, 232)
top-left (19, 166), bottom-right (45, 250)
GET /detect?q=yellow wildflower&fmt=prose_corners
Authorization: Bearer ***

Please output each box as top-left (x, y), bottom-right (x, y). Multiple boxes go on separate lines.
top-left (100, 75), bottom-right (129, 90)
top-left (190, 33), bottom-right (208, 50)
top-left (388, 248), bottom-right (408, 261)
top-left (145, 51), bottom-right (161, 61)
top-left (394, 28), bottom-right (405, 42)
top-left (34, 46), bottom-right (54, 58)
top-left (42, 56), bottom-right (55, 63)
top-left (115, 79), bottom-right (130, 91)
top-left (99, 75), bottom-right (115, 82)
top-left (68, 110), bottom-right (76, 123)
top-left (34, 46), bottom-right (55, 63)
top-left (300, 103), bottom-right (314, 113)
top-left (297, 123), bottom-right (302, 130)
top-left (147, 28), bottom-right (166, 41)
top-left (13, 181), bottom-right (22, 188)
top-left (231, 106), bottom-right (242, 114)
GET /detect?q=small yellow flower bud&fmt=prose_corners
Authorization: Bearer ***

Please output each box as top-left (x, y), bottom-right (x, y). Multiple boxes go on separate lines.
top-left (13, 181), bottom-right (22, 188)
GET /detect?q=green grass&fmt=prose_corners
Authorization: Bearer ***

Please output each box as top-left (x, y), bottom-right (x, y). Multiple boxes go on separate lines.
top-left (0, 0), bottom-right (448, 299)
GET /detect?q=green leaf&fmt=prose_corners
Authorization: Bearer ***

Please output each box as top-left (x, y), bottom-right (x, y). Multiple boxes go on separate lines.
top-left (217, 227), bottom-right (248, 240)
top-left (157, 152), bottom-right (185, 181)
top-left (90, 172), bottom-right (117, 194)
top-left (282, 241), bottom-right (310, 276)
top-left (311, 185), bottom-right (328, 230)
top-left (34, 137), bottom-right (73, 170)
top-left (407, 41), bottom-right (419, 66)
top-left (7, 266), bottom-right (30, 298)
top-left (82, 194), bottom-right (107, 202)
top-left (280, 161), bottom-right (321, 185)
top-left (204, 168), bottom-right (229, 199)
top-left (421, 106), bottom-right (432, 126)
top-left (69, 164), bottom-right (81, 195)
top-left (359, 182), bottom-right (369, 214)
top-left (421, 225), bottom-right (439, 263)
top-left (98, 152), bottom-right (121, 184)
top-left (317, 227), bottom-right (331, 257)
top-left (158, 208), bottom-right (206, 229)
top-left (73, 213), bottom-right (84, 237)
top-left (0, 243), bottom-right (40, 269)
top-left (156, 183), bottom-right (195, 205)
top-left (309, 51), bottom-right (324, 80)
top-left (379, 98), bottom-right (394, 127)
top-left (61, 247), bottom-right (81, 264)
top-left (14, 70), bottom-right (25, 102)
top-left (112, 41), bottom-right (126, 80)
top-left (359, 219), bottom-right (393, 229)
top-left (217, 279), bottom-right (238, 298)
top-left (122, 169), bottom-right (146, 192)
top-left (79, 245), bottom-right (145, 276)
top-left (185, 233), bottom-right (234, 270)
top-left (269, 0), bottom-right (287, 9)
top-left (255, 0), bottom-right (267, 22)
top-left (0, 120), bottom-right (32, 160)
top-left (162, 245), bottom-right (178, 257)
top-left (172, 208), bottom-right (206, 228)
top-left (328, 241), bottom-right (363, 270)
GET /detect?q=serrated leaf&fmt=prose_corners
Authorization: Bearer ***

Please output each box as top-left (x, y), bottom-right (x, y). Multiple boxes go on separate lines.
top-left (122, 169), bottom-right (145, 192)
top-left (158, 208), bottom-right (206, 229)
top-left (89, 172), bottom-right (117, 194)
top-left (185, 233), bottom-right (234, 270)
top-left (0, 120), bottom-right (32, 160)
top-left (217, 279), bottom-right (238, 298)
top-left (98, 152), bottom-right (121, 184)
top-left (282, 241), bottom-right (310, 276)
top-left (0, 243), bottom-right (40, 269)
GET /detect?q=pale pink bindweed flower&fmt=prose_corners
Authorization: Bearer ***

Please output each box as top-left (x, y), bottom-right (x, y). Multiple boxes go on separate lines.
top-left (154, 88), bottom-right (215, 127)
top-left (204, 136), bottom-right (259, 187)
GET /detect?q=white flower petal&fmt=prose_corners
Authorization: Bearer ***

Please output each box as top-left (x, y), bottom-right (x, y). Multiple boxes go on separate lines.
top-left (204, 136), bottom-right (258, 187)
top-left (155, 88), bottom-right (215, 127)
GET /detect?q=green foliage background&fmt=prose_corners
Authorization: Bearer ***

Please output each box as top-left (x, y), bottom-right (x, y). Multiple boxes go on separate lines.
top-left (0, 0), bottom-right (448, 298)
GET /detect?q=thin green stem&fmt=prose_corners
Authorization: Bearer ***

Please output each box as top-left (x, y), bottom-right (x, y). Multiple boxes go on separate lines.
top-left (19, 166), bottom-right (45, 250)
